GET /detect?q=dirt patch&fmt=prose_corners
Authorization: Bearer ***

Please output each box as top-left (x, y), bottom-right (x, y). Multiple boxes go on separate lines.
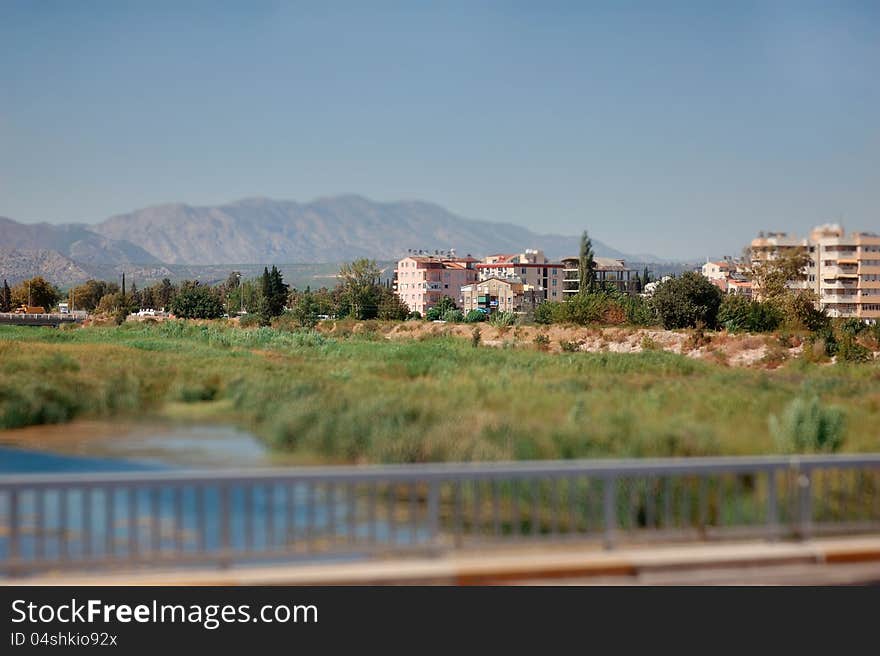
top-left (377, 321), bottom-right (876, 369)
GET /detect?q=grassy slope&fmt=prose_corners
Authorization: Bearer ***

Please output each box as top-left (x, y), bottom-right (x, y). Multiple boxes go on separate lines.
top-left (1, 322), bottom-right (878, 463)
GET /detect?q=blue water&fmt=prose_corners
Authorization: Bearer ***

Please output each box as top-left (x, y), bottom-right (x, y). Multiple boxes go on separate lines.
top-left (0, 443), bottom-right (423, 573)
top-left (0, 445), bottom-right (161, 474)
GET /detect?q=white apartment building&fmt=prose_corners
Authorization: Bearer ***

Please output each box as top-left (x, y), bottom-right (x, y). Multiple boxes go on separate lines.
top-left (751, 224), bottom-right (880, 320)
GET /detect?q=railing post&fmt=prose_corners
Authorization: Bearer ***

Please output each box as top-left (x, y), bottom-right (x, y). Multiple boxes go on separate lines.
top-left (766, 468), bottom-right (779, 542)
top-left (798, 469), bottom-right (813, 541)
top-left (603, 476), bottom-right (616, 550)
top-left (220, 484), bottom-right (231, 567)
top-left (9, 489), bottom-right (20, 576)
top-left (427, 481), bottom-right (440, 548)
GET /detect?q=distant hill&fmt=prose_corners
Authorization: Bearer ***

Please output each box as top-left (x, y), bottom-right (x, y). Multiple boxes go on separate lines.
top-left (0, 217), bottom-right (160, 267)
top-left (93, 195), bottom-right (642, 264)
top-left (0, 248), bottom-right (92, 286)
top-left (1, 195), bottom-right (667, 285)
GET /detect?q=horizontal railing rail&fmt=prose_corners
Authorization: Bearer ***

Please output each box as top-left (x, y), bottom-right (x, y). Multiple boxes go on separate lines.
top-left (1, 454), bottom-right (879, 576)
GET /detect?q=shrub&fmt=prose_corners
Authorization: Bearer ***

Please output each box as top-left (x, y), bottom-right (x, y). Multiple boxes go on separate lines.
top-left (407, 311), bottom-right (422, 320)
top-left (684, 324), bottom-right (711, 350)
top-left (651, 272), bottom-right (723, 329)
top-left (839, 318), bottom-right (868, 338)
top-left (442, 309), bottom-right (465, 323)
top-left (562, 294), bottom-right (607, 325)
top-left (559, 339), bottom-right (579, 352)
top-left (640, 335), bottom-right (660, 351)
top-left (489, 311), bottom-right (516, 328)
top-left (621, 295), bottom-right (657, 326)
top-left (465, 310), bottom-right (487, 323)
top-left (806, 327), bottom-right (837, 359)
top-left (718, 295), bottom-right (782, 333)
top-left (837, 333), bottom-right (872, 363)
top-left (770, 396), bottom-right (845, 453)
top-left (533, 333), bottom-right (550, 350)
top-left (238, 313), bottom-right (261, 328)
top-left (471, 326), bottom-right (482, 348)
top-left (533, 301), bottom-right (554, 325)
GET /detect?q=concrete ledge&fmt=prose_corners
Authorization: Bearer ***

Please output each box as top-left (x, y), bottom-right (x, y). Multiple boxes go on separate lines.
top-left (5, 535), bottom-right (880, 586)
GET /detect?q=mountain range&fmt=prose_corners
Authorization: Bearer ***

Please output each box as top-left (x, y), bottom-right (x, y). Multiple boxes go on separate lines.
top-left (0, 195), bottom-right (666, 286)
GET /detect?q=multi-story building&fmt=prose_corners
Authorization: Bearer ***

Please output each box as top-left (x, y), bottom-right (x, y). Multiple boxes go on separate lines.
top-left (750, 224), bottom-right (880, 321)
top-left (475, 249), bottom-right (564, 302)
top-left (460, 277), bottom-right (539, 314)
top-left (560, 256), bottom-right (634, 296)
top-left (701, 259), bottom-right (753, 297)
top-left (701, 260), bottom-right (734, 281)
top-left (394, 254), bottom-right (479, 315)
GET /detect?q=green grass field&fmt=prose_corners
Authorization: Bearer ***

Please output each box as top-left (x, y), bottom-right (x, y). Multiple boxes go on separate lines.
top-left (1, 322), bottom-right (878, 463)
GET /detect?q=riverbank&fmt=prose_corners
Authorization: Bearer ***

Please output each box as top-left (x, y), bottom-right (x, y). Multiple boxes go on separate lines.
top-left (0, 419), bottom-right (303, 468)
top-left (1, 322), bottom-right (879, 462)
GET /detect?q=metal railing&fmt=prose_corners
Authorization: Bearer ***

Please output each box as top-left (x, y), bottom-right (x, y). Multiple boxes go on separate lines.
top-left (1, 454), bottom-right (879, 576)
top-left (0, 313), bottom-right (84, 326)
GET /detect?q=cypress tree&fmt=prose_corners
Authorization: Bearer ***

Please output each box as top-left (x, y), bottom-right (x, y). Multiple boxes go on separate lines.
top-left (0, 279), bottom-right (10, 312)
top-left (578, 231), bottom-right (596, 294)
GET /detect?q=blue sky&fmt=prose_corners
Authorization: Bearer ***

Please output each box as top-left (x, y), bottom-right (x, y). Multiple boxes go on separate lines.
top-left (1, 1), bottom-right (878, 259)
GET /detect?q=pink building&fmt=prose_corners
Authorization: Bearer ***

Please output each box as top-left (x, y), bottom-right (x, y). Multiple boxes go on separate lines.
top-left (395, 255), bottom-right (479, 315)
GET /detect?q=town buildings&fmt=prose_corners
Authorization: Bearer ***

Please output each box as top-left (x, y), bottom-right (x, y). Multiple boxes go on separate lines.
top-left (395, 246), bottom-right (638, 316)
top-left (750, 224), bottom-right (880, 320)
top-left (561, 256), bottom-right (634, 296)
top-left (460, 277), bottom-right (539, 314)
top-left (394, 252), bottom-right (479, 316)
top-left (700, 259), bottom-right (753, 297)
top-left (474, 249), bottom-right (565, 302)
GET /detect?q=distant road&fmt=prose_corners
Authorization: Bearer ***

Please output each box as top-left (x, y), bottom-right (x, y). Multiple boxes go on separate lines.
top-left (0, 312), bottom-right (85, 327)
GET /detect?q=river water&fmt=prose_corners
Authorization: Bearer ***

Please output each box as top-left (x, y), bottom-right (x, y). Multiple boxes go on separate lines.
top-left (0, 420), bottom-right (293, 472)
top-left (0, 422), bottom-right (412, 571)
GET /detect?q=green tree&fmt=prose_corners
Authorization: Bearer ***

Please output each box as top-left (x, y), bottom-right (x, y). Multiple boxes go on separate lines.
top-left (169, 282), bottom-right (225, 319)
top-left (290, 286), bottom-right (320, 328)
top-left (140, 286), bottom-right (156, 311)
top-left (0, 279), bottom-right (11, 312)
top-left (643, 266), bottom-right (651, 286)
top-left (69, 280), bottom-right (119, 312)
top-left (129, 281), bottom-right (141, 310)
top-left (95, 291), bottom-right (137, 324)
top-left (425, 295), bottom-right (457, 321)
top-left (377, 287), bottom-right (410, 321)
top-left (11, 277), bottom-right (61, 310)
top-left (578, 231), bottom-right (596, 294)
top-left (150, 278), bottom-right (176, 311)
top-left (747, 247), bottom-right (811, 303)
top-left (259, 266), bottom-right (288, 323)
top-left (651, 271), bottom-right (723, 329)
top-left (338, 258), bottom-right (382, 320)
